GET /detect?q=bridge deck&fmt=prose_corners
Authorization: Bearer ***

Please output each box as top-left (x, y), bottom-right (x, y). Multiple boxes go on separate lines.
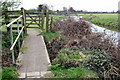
top-left (18, 29), bottom-right (51, 78)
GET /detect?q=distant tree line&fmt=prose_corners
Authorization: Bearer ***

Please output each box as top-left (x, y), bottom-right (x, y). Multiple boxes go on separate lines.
top-left (54, 6), bottom-right (118, 15)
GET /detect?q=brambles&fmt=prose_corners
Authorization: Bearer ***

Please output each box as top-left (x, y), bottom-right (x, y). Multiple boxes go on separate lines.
top-left (45, 17), bottom-right (120, 78)
top-left (46, 36), bottom-right (67, 62)
top-left (85, 50), bottom-right (112, 77)
top-left (52, 18), bottom-right (91, 39)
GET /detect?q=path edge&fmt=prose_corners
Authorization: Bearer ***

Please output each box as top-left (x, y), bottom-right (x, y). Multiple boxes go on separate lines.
top-left (41, 35), bottom-right (51, 66)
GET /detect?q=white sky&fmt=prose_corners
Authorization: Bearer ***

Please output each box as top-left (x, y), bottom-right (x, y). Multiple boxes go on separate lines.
top-left (18, 0), bottom-right (120, 12)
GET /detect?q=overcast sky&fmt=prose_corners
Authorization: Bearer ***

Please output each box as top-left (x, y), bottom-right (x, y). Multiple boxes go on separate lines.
top-left (18, 0), bottom-right (119, 12)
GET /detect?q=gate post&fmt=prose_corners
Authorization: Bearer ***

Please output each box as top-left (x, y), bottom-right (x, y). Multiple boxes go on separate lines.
top-left (41, 14), bottom-right (44, 30)
top-left (21, 7), bottom-right (27, 33)
top-left (46, 9), bottom-right (49, 32)
top-left (50, 17), bottom-right (53, 32)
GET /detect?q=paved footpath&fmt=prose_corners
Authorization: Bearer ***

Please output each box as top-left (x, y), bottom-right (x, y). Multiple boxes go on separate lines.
top-left (18, 29), bottom-right (51, 78)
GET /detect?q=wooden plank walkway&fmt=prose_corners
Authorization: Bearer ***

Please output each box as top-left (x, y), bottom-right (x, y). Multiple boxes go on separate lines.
top-left (18, 29), bottom-right (51, 78)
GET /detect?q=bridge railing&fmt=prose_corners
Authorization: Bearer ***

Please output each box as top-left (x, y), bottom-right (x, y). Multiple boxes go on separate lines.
top-left (6, 15), bottom-right (25, 64)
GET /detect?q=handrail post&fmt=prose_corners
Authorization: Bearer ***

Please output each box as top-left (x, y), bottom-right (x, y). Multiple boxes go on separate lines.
top-left (10, 25), bottom-right (15, 64)
top-left (22, 29), bottom-right (24, 40)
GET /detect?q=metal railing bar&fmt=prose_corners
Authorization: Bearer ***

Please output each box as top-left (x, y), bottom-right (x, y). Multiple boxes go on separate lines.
top-left (10, 26), bottom-right (25, 51)
top-left (10, 25), bottom-right (15, 63)
top-left (6, 15), bottom-right (23, 27)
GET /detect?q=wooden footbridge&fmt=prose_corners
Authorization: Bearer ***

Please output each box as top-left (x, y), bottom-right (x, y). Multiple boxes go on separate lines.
top-left (6, 8), bottom-right (53, 78)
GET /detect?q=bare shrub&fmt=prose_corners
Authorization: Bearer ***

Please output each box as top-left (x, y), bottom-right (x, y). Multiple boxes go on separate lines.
top-left (52, 18), bottom-right (91, 39)
top-left (46, 36), bottom-right (67, 62)
top-left (52, 18), bottom-right (120, 63)
top-left (48, 17), bottom-right (120, 78)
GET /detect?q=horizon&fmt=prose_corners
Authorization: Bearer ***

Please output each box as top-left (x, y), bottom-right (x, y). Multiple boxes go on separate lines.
top-left (17, 0), bottom-right (120, 12)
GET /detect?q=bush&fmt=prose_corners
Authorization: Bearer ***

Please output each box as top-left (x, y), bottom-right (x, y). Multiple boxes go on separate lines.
top-left (52, 48), bottom-right (85, 67)
top-left (2, 67), bottom-right (19, 79)
top-left (84, 50), bottom-right (113, 77)
top-left (2, 31), bottom-right (26, 67)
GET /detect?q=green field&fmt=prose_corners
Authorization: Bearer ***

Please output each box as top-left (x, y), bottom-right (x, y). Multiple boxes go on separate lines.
top-left (1, 13), bottom-right (118, 31)
top-left (79, 14), bottom-right (118, 31)
top-left (51, 15), bottom-right (67, 20)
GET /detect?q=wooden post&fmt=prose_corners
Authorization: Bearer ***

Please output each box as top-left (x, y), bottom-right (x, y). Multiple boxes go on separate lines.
top-left (41, 14), bottom-right (44, 30)
top-left (39, 13), bottom-right (41, 29)
top-left (46, 9), bottom-right (49, 32)
top-left (24, 9), bottom-right (27, 33)
top-left (10, 25), bottom-right (15, 64)
top-left (50, 17), bottom-right (53, 32)
top-left (21, 9), bottom-right (24, 40)
top-left (4, 9), bottom-right (10, 32)
top-left (21, 7), bottom-right (27, 33)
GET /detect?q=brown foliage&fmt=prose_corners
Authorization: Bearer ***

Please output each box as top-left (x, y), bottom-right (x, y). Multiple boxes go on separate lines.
top-left (52, 18), bottom-right (120, 63)
top-left (47, 17), bottom-right (120, 77)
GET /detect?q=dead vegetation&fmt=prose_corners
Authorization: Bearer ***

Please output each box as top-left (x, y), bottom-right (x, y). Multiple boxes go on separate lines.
top-left (46, 17), bottom-right (120, 78)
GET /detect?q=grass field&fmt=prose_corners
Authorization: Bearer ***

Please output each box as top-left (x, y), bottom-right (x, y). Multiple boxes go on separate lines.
top-left (78, 14), bottom-right (118, 31)
top-left (2, 13), bottom-right (118, 31)
top-left (1, 14), bottom-right (67, 31)
top-left (51, 15), bottom-right (67, 21)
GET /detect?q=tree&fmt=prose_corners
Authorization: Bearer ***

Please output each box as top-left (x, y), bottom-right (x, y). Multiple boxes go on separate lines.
top-left (0, 0), bottom-right (21, 25)
top-left (63, 7), bottom-right (67, 12)
top-left (38, 4), bottom-right (49, 12)
top-left (68, 7), bottom-right (75, 12)
top-left (56, 10), bottom-right (59, 13)
top-left (0, 0), bottom-right (21, 11)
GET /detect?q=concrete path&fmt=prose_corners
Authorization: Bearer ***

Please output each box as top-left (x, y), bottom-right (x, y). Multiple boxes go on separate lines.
top-left (18, 29), bottom-right (51, 78)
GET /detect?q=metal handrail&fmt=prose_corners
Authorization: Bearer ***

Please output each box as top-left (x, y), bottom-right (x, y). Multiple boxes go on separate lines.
top-left (10, 26), bottom-right (24, 50)
top-left (6, 15), bottom-right (25, 64)
top-left (6, 15), bottom-right (23, 27)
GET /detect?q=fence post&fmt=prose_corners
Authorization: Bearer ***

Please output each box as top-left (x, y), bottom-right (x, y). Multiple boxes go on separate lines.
top-left (4, 9), bottom-right (10, 32)
top-left (24, 8), bottom-right (26, 33)
top-left (21, 7), bottom-right (27, 33)
top-left (21, 15), bottom-right (24, 40)
top-left (46, 9), bottom-right (49, 32)
top-left (38, 13), bottom-right (41, 29)
top-left (10, 25), bottom-right (15, 64)
top-left (50, 17), bottom-right (53, 32)
top-left (41, 14), bottom-right (44, 30)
